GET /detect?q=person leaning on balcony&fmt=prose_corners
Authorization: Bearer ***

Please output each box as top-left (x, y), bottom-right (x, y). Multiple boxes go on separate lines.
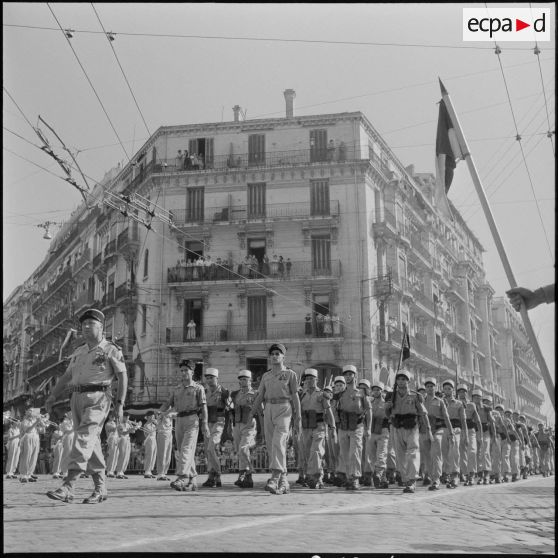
top-left (161, 359), bottom-right (209, 492)
top-left (506, 284), bottom-right (555, 311)
top-left (246, 343), bottom-right (302, 495)
top-left (45, 308), bottom-right (128, 504)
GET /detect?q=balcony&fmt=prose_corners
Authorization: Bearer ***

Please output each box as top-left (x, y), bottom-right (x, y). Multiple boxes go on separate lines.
top-left (74, 290), bottom-right (96, 316)
top-left (514, 351), bottom-right (541, 379)
top-left (72, 247), bottom-right (91, 278)
top-left (372, 208), bottom-right (397, 240)
top-left (27, 353), bottom-right (62, 380)
top-left (171, 200), bottom-right (340, 227)
top-left (412, 288), bottom-right (435, 315)
top-left (377, 327), bottom-right (403, 356)
top-left (101, 291), bottom-right (115, 309)
top-left (517, 381), bottom-right (544, 402)
top-left (32, 267), bottom-right (73, 312)
top-left (409, 335), bottom-right (442, 365)
top-left (409, 235), bottom-right (431, 266)
top-left (104, 239), bottom-right (117, 263)
top-left (168, 260), bottom-right (341, 284)
top-left (165, 321), bottom-right (344, 345)
top-left (93, 252), bottom-right (103, 269)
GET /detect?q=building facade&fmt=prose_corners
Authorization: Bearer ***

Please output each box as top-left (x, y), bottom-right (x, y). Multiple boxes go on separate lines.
top-left (2, 91), bottom-right (546, 422)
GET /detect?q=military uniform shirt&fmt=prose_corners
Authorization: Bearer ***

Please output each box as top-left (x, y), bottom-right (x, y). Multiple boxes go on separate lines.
top-left (337, 384), bottom-right (370, 413)
top-left (156, 415), bottom-right (173, 433)
top-left (258, 368), bottom-right (298, 400)
top-left (391, 389), bottom-right (427, 416)
top-left (233, 388), bottom-right (256, 409)
top-left (169, 383), bottom-right (206, 412)
top-left (300, 388), bottom-right (330, 412)
top-left (66, 338), bottom-right (126, 386)
top-left (425, 395), bottom-right (446, 422)
top-left (445, 398), bottom-right (466, 422)
top-left (206, 384), bottom-right (228, 408)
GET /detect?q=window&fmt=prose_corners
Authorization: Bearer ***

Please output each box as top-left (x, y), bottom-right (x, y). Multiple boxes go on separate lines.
top-left (310, 129), bottom-right (328, 162)
top-left (435, 333), bottom-right (442, 355)
top-left (188, 137), bottom-right (214, 169)
top-left (247, 183), bottom-right (266, 219)
top-left (246, 357), bottom-right (268, 388)
top-left (248, 134), bottom-right (265, 166)
top-left (248, 238), bottom-right (266, 266)
top-left (141, 304), bottom-right (147, 335)
top-left (185, 240), bottom-right (204, 262)
top-left (310, 180), bottom-right (330, 216)
top-left (247, 296), bottom-right (267, 340)
top-left (187, 187), bottom-right (204, 222)
top-left (398, 254), bottom-right (406, 289)
top-left (183, 299), bottom-right (202, 342)
top-left (313, 294), bottom-right (331, 337)
top-left (143, 249), bottom-right (149, 278)
top-left (311, 235), bottom-right (331, 275)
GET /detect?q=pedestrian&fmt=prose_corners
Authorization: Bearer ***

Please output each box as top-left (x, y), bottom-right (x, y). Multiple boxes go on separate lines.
top-left (5, 418), bottom-right (21, 479)
top-left (155, 410), bottom-right (173, 481)
top-left (230, 370), bottom-right (258, 488)
top-left (384, 370), bottom-right (431, 493)
top-left (18, 408), bottom-right (42, 483)
top-left (142, 411), bottom-right (158, 478)
top-left (104, 412), bottom-right (119, 478)
top-left (160, 359), bottom-right (209, 492)
top-left (535, 423), bottom-right (551, 477)
top-left (364, 380), bottom-right (390, 489)
top-left (247, 343), bottom-right (302, 494)
top-left (440, 380), bottom-right (463, 489)
top-left (335, 365), bottom-right (371, 490)
top-left (45, 308), bottom-right (128, 504)
top-left (115, 413), bottom-right (139, 479)
top-left (202, 368), bottom-right (230, 488)
top-left (50, 422), bottom-right (64, 479)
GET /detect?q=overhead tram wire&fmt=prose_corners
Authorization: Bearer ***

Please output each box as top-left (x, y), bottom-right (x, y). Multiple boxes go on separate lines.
top-left (90, 3), bottom-right (151, 137)
top-left (46, 3), bottom-right (131, 163)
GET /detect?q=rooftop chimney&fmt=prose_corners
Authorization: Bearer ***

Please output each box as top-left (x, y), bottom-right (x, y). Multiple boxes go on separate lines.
top-left (283, 89), bottom-right (296, 118)
top-left (233, 105), bottom-right (241, 122)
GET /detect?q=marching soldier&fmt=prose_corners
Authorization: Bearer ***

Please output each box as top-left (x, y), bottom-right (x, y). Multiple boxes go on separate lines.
top-left (321, 384), bottom-right (337, 484)
top-left (142, 411), bottom-right (158, 478)
top-left (299, 368), bottom-right (336, 489)
top-left (503, 409), bottom-right (521, 482)
top-left (202, 368), bottom-right (230, 488)
top-left (230, 370), bottom-right (258, 488)
top-left (160, 359), bottom-right (209, 492)
top-left (441, 380), bottom-right (465, 489)
top-left (366, 380), bottom-right (390, 489)
top-left (527, 425), bottom-right (540, 476)
top-left (535, 423), bottom-right (552, 477)
top-left (385, 370), bottom-right (431, 494)
top-left (424, 378), bottom-right (454, 491)
top-left (155, 410), bottom-right (173, 481)
top-left (104, 413), bottom-right (119, 478)
top-left (514, 413), bottom-right (530, 480)
top-left (358, 378), bottom-right (374, 486)
top-left (471, 389), bottom-right (494, 484)
top-left (416, 384), bottom-right (429, 484)
top-left (46, 308), bottom-right (128, 504)
top-left (383, 385), bottom-right (398, 486)
top-left (336, 365), bottom-right (371, 490)
top-left (456, 385), bottom-right (482, 485)
top-left (491, 404), bottom-right (510, 483)
top-left (247, 343), bottom-right (302, 495)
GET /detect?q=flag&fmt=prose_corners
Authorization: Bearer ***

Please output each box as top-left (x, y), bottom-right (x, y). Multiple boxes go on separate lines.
top-left (401, 324), bottom-right (411, 361)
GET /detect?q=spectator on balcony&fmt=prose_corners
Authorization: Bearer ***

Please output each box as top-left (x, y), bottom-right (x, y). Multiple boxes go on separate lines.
top-left (332, 313), bottom-right (341, 336)
top-left (191, 153), bottom-right (201, 170)
top-left (323, 314), bottom-right (332, 337)
top-left (185, 258), bottom-right (194, 281)
top-left (316, 313), bottom-right (325, 337)
top-left (327, 139), bottom-right (336, 162)
top-left (285, 258), bottom-right (292, 279)
top-left (304, 313), bottom-right (312, 336)
top-left (338, 141), bottom-right (347, 162)
top-left (186, 319), bottom-right (197, 341)
top-left (278, 256), bottom-right (285, 279)
top-left (262, 254), bottom-right (270, 276)
top-left (183, 150), bottom-right (191, 170)
top-left (270, 255), bottom-right (279, 278)
top-left (176, 150), bottom-right (184, 170)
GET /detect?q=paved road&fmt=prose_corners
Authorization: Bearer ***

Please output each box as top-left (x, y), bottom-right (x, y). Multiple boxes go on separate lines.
top-left (3, 473), bottom-right (555, 554)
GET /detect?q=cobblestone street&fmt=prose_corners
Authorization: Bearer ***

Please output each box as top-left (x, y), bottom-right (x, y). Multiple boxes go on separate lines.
top-left (3, 473), bottom-right (554, 554)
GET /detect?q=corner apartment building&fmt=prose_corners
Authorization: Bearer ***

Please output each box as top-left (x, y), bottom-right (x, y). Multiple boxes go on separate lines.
top-left (2, 90), bottom-right (545, 420)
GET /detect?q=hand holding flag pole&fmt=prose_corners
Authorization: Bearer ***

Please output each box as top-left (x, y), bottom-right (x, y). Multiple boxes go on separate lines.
top-left (437, 79), bottom-right (554, 411)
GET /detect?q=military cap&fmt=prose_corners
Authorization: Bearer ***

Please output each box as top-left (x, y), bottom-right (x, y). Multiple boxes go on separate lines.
top-left (179, 359), bottom-right (195, 369)
top-left (205, 368), bottom-right (219, 377)
top-left (504, 409), bottom-right (513, 414)
top-left (79, 308), bottom-right (105, 324)
top-left (323, 384), bottom-right (333, 392)
top-left (494, 404), bottom-right (504, 411)
top-left (471, 388), bottom-right (483, 397)
top-left (237, 370), bottom-right (252, 379)
top-left (417, 385), bottom-right (426, 392)
top-left (342, 365), bottom-right (357, 374)
top-left (304, 368), bottom-right (318, 379)
top-left (333, 376), bottom-right (346, 385)
top-left (371, 380), bottom-right (384, 390)
top-left (424, 377), bottom-right (437, 387)
top-left (384, 385), bottom-right (393, 393)
top-left (396, 370), bottom-right (411, 381)
top-left (519, 414), bottom-right (526, 420)
top-left (456, 383), bottom-right (468, 392)
top-left (512, 410), bottom-right (519, 415)
top-left (482, 395), bottom-right (493, 404)
top-left (268, 343), bottom-right (286, 355)
top-left (537, 422), bottom-right (544, 427)
top-left (358, 379), bottom-right (371, 389)
top-left (442, 379), bottom-right (455, 389)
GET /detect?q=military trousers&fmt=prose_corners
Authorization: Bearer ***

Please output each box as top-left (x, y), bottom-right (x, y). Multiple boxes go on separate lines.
top-left (338, 424), bottom-right (364, 479)
top-left (460, 428), bottom-right (477, 474)
top-left (442, 428), bottom-right (461, 477)
top-left (60, 433), bottom-right (74, 474)
top-left (365, 429), bottom-right (389, 476)
top-left (175, 414), bottom-right (199, 477)
top-left (52, 441), bottom-right (63, 474)
top-left (205, 418), bottom-right (225, 474)
top-left (67, 391), bottom-right (110, 474)
top-left (325, 426), bottom-right (339, 473)
top-left (106, 434), bottom-right (119, 474)
top-left (393, 425), bottom-right (420, 483)
top-left (143, 434), bottom-right (157, 473)
top-left (156, 430), bottom-right (172, 476)
top-left (6, 438), bottom-right (20, 476)
top-left (418, 432), bottom-right (430, 478)
top-left (490, 436), bottom-right (503, 476)
top-left (263, 401), bottom-right (292, 473)
top-left (476, 430), bottom-right (492, 472)
top-left (233, 420), bottom-right (257, 471)
top-left (18, 432), bottom-right (40, 476)
top-left (116, 435), bottom-right (131, 474)
top-left (301, 423), bottom-right (327, 477)
top-left (426, 428), bottom-right (446, 482)
top-left (386, 426), bottom-right (397, 471)
top-left (508, 440), bottom-right (520, 475)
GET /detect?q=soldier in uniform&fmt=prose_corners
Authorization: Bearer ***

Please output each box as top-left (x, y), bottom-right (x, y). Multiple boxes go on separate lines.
top-left (491, 404), bottom-right (510, 483)
top-left (424, 378), bottom-right (455, 491)
top-left (503, 409), bottom-right (520, 482)
top-left (330, 378), bottom-right (346, 486)
top-left (527, 425), bottom-right (540, 476)
top-left (230, 370), bottom-right (258, 488)
top-left (45, 308), bottom-right (128, 504)
top-left (366, 380), bottom-right (390, 489)
top-left (155, 409), bottom-right (174, 481)
top-left (456, 384), bottom-right (482, 485)
top-left (299, 368), bottom-right (336, 489)
top-left (104, 413), bottom-right (119, 478)
top-left (115, 412), bottom-right (139, 479)
top-left (384, 385), bottom-right (399, 486)
top-left (335, 365), bottom-right (371, 490)
top-left (247, 343), bottom-right (302, 495)
top-left (321, 384), bottom-right (337, 484)
top-left (471, 388), bottom-right (494, 484)
top-left (416, 384), bottom-right (429, 484)
top-left (385, 370), bottom-right (431, 493)
top-left (160, 359), bottom-right (209, 492)
top-left (202, 368), bottom-right (229, 488)
top-left (18, 408), bottom-right (42, 483)
top-left (535, 423), bottom-right (551, 477)
top-left (441, 380), bottom-right (465, 489)
top-left (142, 411), bottom-right (158, 478)
top-left (512, 412), bottom-right (529, 480)
top-left (5, 417), bottom-right (21, 479)
top-left (50, 421), bottom-right (64, 479)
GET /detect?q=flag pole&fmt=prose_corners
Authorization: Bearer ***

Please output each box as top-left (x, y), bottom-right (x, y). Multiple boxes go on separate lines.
top-left (439, 79), bottom-right (554, 411)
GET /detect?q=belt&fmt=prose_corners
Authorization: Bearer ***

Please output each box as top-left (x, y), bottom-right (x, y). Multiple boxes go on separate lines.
top-left (450, 418), bottom-right (461, 428)
top-left (177, 410), bottom-right (198, 417)
top-left (69, 384), bottom-right (110, 393)
top-left (266, 397), bottom-right (290, 404)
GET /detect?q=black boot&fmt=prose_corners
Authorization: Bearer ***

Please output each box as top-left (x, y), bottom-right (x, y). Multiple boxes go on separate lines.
top-left (235, 471), bottom-right (246, 487)
top-left (241, 472), bottom-right (254, 488)
top-left (202, 472), bottom-right (216, 487)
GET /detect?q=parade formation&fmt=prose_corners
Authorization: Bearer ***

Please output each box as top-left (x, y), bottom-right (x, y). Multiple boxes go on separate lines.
top-left (3, 307), bottom-right (555, 504)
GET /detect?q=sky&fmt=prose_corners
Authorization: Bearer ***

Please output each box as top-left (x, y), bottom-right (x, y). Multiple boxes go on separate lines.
top-left (3, 3), bottom-right (555, 420)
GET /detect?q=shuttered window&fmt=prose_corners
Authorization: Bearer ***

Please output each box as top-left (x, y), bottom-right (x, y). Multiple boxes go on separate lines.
top-left (248, 296), bottom-right (267, 340)
top-left (310, 179), bottom-right (330, 216)
top-left (310, 129), bottom-right (328, 162)
top-left (248, 134), bottom-right (266, 166)
top-left (247, 183), bottom-right (266, 219)
top-left (311, 235), bottom-right (331, 274)
top-left (187, 188), bottom-right (204, 222)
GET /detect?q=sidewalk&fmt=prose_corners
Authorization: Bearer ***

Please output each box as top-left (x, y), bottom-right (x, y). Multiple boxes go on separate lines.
top-left (3, 472), bottom-right (555, 554)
